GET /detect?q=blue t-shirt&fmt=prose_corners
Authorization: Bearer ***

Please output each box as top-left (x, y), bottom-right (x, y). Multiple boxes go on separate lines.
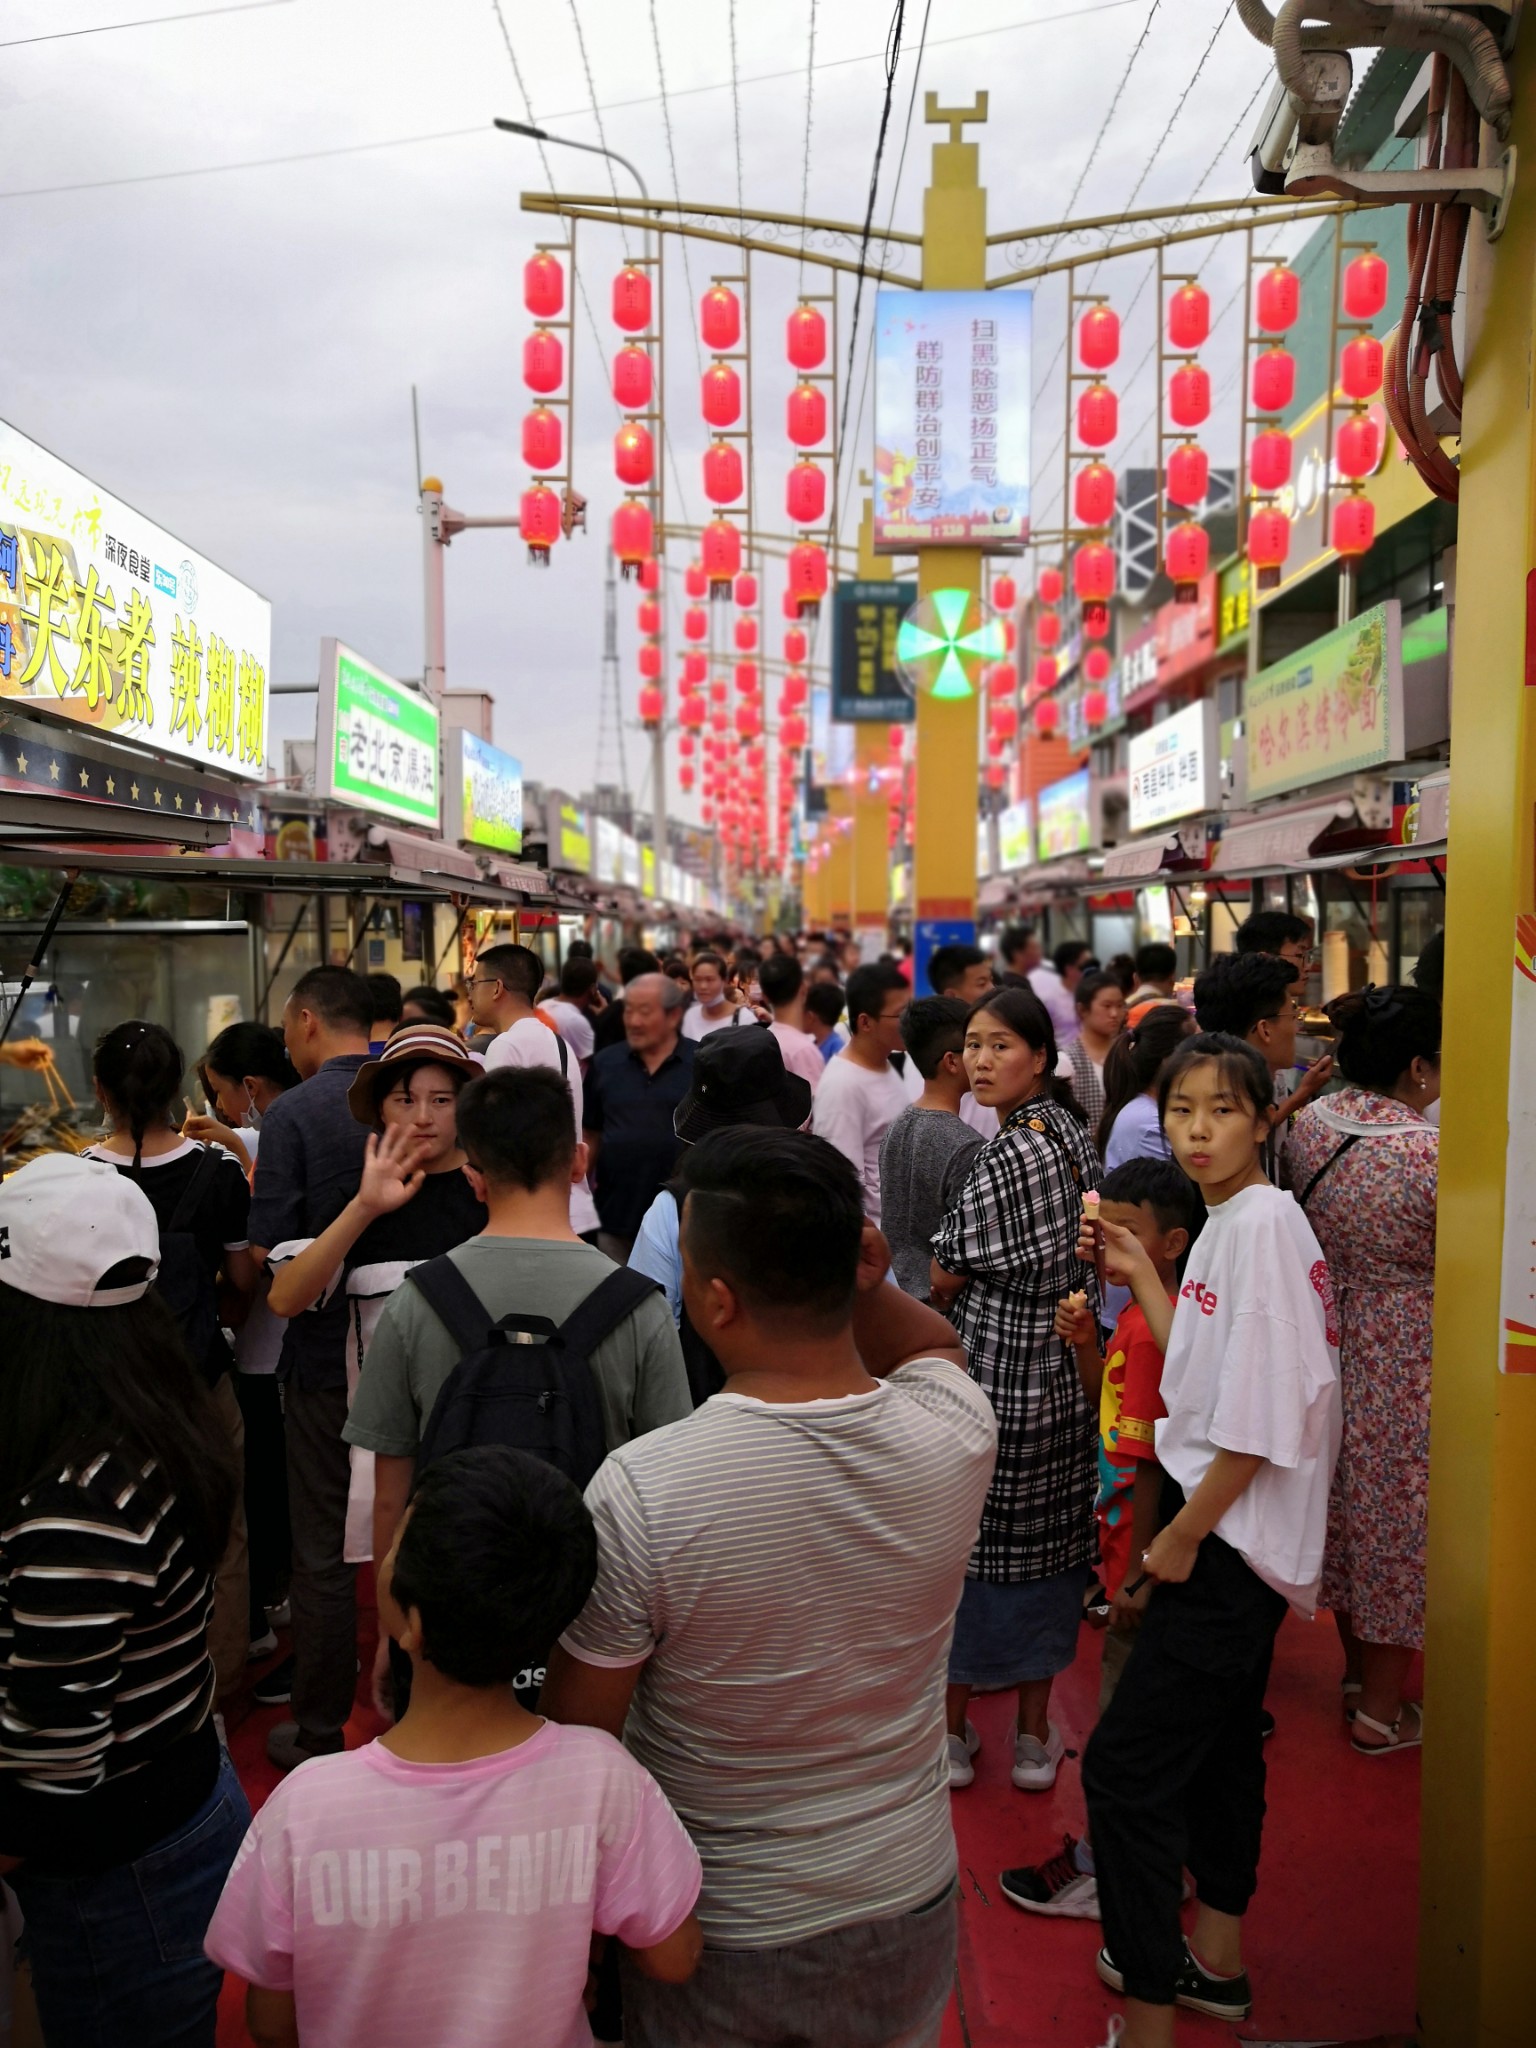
top-left (817, 1029), bottom-right (846, 1066)
top-left (1104, 1091), bottom-right (1172, 1171)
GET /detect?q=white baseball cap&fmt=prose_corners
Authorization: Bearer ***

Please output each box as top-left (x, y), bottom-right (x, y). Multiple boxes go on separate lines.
top-left (0, 1153), bottom-right (161, 1307)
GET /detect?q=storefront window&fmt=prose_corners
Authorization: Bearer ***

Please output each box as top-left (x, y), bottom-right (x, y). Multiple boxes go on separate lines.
top-left (1317, 873), bottom-right (1391, 1000)
top-left (1394, 884), bottom-right (1443, 986)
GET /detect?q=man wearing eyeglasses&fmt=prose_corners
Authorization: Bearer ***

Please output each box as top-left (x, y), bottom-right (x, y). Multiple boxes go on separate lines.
top-left (1192, 951), bottom-right (1334, 1172)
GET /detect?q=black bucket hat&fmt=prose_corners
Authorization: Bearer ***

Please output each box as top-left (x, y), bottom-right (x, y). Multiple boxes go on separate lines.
top-left (673, 1025), bottom-right (813, 1143)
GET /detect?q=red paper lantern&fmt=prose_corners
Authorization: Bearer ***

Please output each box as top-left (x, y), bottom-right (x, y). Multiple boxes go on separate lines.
top-left (786, 459), bottom-right (827, 526)
top-left (787, 380), bottom-right (827, 449)
top-left (638, 555), bottom-right (661, 592)
top-left (784, 625), bottom-right (808, 664)
top-left (1248, 427), bottom-right (1292, 494)
top-left (679, 692), bottom-right (706, 727)
top-left (638, 683), bottom-right (664, 725)
top-left (612, 497), bottom-right (654, 577)
top-left (638, 641), bottom-right (663, 682)
top-left (1083, 645), bottom-right (1112, 685)
top-left (786, 302), bottom-right (827, 370)
top-left (613, 265), bottom-right (652, 333)
top-left (986, 662), bottom-right (1014, 700)
top-left (684, 606), bottom-right (708, 644)
top-left (1336, 410), bottom-right (1383, 481)
top-left (1078, 304), bottom-right (1120, 371)
top-left (701, 284), bottom-right (742, 351)
top-left (1331, 493), bottom-right (1376, 558)
top-left (709, 677), bottom-right (728, 703)
top-left (615, 421), bottom-right (654, 488)
top-left (782, 669), bottom-right (809, 707)
top-left (992, 573), bottom-right (1017, 613)
top-left (1083, 688), bottom-right (1110, 727)
top-left (683, 653), bottom-right (707, 688)
top-left (1247, 506), bottom-right (1292, 587)
top-left (1074, 460), bottom-right (1117, 528)
top-left (678, 733), bottom-right (696, 758)
top-left (734, 661), bottom-right (759, 697)
top-left (710, 706), bottom-right (728, 732)
top-left (1033, 697), bottom-right (1061, 736)
top-left (519, 483), bottom-right (560, 565)
top-left (734, 616), bottom-right (758, 653)
top-left (734, 572), bottom-right (758, 609)
top-left (523, 327), bottom-right (563, 395)
top-left (685, 561), bottom-right (708, 601)
top-left (637, 598), bottom-right (662, 637)
top-left (1167, 283), bottom-right (1211, 352)
top-left (702, 517), bottom-right (743, 592)
top-left (703, 438), bottom-right (744, 505)
top-left (701, 800), bottom-right (715, 823)
top-left (1035, 609), bottom-right (1062, 650)
top-left (1073, 541), bottom-right (1116, 604)
top-left (990, 701), bottom-right (1019, 741)
top-left (612, 345), bottom-right (653, 412)
top-left (701, 361), bottom-right (742, 429)
top-left (1169, 361), bottom-right (1212, 429)
top-left (735, 701), bottom-right (762, 739)
top-left (1340, 333), bottom-right (1384, 401)
top-left (1165, 519), bottom-right (1209, 594)
top-left (987, 763), bottom-right (1007, 790)
top-left (679, 763), bottom-right (696, 793)
top-left (1256, 262), bottom-right (1301, 334)
top-left (521, 405), bottom-right (562, 472)
top-left (1252, 346), bottom-right (1296, 415)
top-left (888, 725), bottom-right (904, 755)
top-left (987, 732), bottom-right (1007, 761)
top-left (1037, 566), bottom-right (1064, 606)
top-left (1002, 618), bottom-right (1017, 653)
top-left (780, 711), bottom-right (807, 747)
top-left (788, 540), bottom-right (828, 617)
top-left (1077, 380), bottom-right (1118, 448)
top-left (1342, 250), bottom-right (1389, 323)
top-left (1166, 440), bottom-right (1210, 509)
top-left (523, 250), bottom-right (564, 320)
top-left (1033, 656), bottom-right (1060, 694)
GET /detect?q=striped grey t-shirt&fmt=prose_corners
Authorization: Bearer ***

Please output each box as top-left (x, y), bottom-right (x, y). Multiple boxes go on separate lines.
top-left (560, 1357), bottom-right (998, 1949)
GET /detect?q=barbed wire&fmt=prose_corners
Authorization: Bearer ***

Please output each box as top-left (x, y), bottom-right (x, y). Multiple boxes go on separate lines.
top-left (649, 0), bottom-right (704, 379)
top-left (797, 0), bottom-right (818, 299)
top-left (564, 0), bottom-right (631, 260)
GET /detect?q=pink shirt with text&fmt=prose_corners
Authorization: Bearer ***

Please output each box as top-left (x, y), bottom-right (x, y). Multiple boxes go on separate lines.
top-left (205, 1723), bottom-right (701, 2048)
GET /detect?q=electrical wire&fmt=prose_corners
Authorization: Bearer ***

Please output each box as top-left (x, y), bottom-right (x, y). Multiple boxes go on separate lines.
top-left (0, 0), bottom-right (290, 48)
top-left (1088, 2), bottom-right (1231, 271)
top-left (836, 1), bottom-right (909, 464)
top-left (0, 124), bottom-right (486, 203)
top-left (1043, 0), bottom-right (1163, 263)
top-left (565, 0), bottom-right (631, 259)
top-left (728, 0), bottom-right (747, 241)
top-left (648, 0), bottom-right (704, 377)
top-left (797, 0), bottom-right (818, 298)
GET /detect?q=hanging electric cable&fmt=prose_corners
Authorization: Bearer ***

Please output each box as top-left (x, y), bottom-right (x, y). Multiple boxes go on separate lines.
top-left (836, 0), bottom-right (909, 460)
top-left (564, 0), bottom-right (631, 258)
top-left (797, 0), bottom-right (818, 298)
top-left (649, 0), bottom-right (704, 378)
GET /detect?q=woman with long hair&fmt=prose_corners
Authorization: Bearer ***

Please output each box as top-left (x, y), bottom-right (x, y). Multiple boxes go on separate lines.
top-left (1096, 1002), bottom-right (1199, 1166)
top-left (0, 1155), bottom-right (248, 2047)
top-left (1061, 970), bottom-right (1129, 1132)
top-left (182, 1019), bottom-right (293, 1179)
top-left (930, 985), bottom-right (1103, 1795)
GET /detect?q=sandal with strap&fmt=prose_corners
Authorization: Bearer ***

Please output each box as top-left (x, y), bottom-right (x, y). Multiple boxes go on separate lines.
top-left (1351, 1700), bottom-right (1423, 1755)
top-left (1342, 1679), bottom-right (1362, 1724)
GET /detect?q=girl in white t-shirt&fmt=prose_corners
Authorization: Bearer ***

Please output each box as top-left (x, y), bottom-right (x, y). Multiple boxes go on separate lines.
top-left (1077, 1032), bottom-right (1341, 2048)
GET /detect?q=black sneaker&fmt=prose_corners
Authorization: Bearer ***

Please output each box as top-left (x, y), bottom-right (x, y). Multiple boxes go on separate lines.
top-left (251, 1653), bottom-right (294, 1707)
top-left (1096, 1943), bottom-right (1252, 2022)
top-left (1000, 1835), bottom-right (1100, 1919)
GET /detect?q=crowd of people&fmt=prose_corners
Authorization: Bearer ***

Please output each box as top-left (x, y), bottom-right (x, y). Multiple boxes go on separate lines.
top-left (0, 908), bottom-right (1443, 2048)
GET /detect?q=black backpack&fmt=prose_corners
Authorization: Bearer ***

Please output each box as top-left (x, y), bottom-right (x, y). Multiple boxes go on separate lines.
top-left (109, 1148), bottom-right (226, 1384)
top-left (406, 1255), bottom-right (661, 1489)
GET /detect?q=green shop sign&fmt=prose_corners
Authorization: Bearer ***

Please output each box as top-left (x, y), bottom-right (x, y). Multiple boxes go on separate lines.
top-left (318, 638), bottom-right (440, 829)
top-left (1245, 601), bottom-right (1403, 803)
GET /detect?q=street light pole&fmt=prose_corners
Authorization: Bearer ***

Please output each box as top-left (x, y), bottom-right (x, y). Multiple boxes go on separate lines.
top-left (497, 117), bottom-right (671, 911)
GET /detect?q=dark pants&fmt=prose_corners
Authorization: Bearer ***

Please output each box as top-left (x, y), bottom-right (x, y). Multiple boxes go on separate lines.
top-left (282, 1378), bottom-right (356, 1740)
top-left (235, 1371), bottom-right (289, 1636)
top-left (12, 1751), bottom-right (250, 2048)
top-left (1083, 1516), bottom-right (1287, 2008)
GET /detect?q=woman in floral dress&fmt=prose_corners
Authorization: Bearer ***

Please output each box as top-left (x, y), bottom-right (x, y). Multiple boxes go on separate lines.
top-left (1287, 984), bottom-right (1441, 1754)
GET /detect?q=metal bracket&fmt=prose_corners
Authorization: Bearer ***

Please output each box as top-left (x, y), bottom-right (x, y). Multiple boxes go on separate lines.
top-left (1287, 144), bottom-right (1517, 241)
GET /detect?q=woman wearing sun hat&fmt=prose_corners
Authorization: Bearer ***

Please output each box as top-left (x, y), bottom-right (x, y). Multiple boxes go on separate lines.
top-left (0, 1153), bottom-right (248, 2047)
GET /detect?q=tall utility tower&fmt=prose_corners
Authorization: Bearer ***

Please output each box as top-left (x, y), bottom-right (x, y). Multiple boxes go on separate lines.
top-left (594, 557), bottom-right (630, 805)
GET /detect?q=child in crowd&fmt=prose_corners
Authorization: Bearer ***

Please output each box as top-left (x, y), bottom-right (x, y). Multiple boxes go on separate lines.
top-left (802, 979), bottom-right (847, 1062)
top-left (878, 997), bottom-right (985, 1298)
top-left (1000, 1159), bottom-right (1194, 1922)
top-left (1080, 1033), bottom-right (1341, 2048)
top-left (205, 1446), bottom-right (702, 2048)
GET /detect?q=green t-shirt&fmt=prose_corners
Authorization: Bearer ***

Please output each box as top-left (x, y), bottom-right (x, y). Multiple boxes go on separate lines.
top-left (343, 1236), bottom-right (692, 1461)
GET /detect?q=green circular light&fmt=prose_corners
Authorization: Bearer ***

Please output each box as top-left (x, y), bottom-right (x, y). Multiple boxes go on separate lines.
top-left (894, 588), bottom-right (1007, 701)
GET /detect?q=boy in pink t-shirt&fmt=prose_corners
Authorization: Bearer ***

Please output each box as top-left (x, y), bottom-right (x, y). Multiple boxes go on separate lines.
top-left (206, 1447), bottom-right (701, 2048)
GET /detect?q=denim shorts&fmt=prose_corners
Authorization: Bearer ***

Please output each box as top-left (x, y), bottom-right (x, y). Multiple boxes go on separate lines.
top-left (948, 1565), bottom-right (1090, 1688)
top-left (11, 1746), bottom-right (251, 2048)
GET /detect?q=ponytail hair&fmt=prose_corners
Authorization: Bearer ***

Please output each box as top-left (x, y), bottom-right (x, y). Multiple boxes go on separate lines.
top-left (93, 1020), bottom-right (184, 1171)
top-left (1095, 1001), bottom-right (1195, 1156)
top-left (966, 984), bottom-right (1089, 1126)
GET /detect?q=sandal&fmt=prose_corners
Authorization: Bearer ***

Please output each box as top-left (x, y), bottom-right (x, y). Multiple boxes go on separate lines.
top-left (1342, 1679), bottom-right (1362, 1724)
top-left (1350, 1700), bottom-right (1423, 1755)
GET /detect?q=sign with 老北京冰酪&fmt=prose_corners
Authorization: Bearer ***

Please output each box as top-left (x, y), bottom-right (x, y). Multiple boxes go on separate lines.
top-left (317, 640), bottom-right (441, 830)
top-left (831, 580), bottom-right (916, 722)
top-left (0, 417), bottom-right (271, 780)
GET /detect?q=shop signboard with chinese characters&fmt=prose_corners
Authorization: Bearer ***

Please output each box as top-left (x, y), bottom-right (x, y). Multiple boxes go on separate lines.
top-left (1216, 556), bottom-right (1251, 656)
top-left (1036, 770), bottom-right (1093, 861)
top-left (593, 815), bottom-right (624, 886)
top-left (1256, 394), bottom-right (1419, 606)
top-left (446, 731), bottom-right (522, 854)
top-left (317, 640), bottom-right (440, 830)
top-left (1154, 574), bottom-right (1218, 692)
top-left (1245, 601), bottom-right (1403, 803)
top-left (1128, 699), bottom-right (1220, 833)
top-left (831, 580), bottom-right (916, 722)
top-left (549, 794), bottom-right (591, 874)
top-left (997, 798), bottom-right (1034, 871)
top-left (0, 418), bottom-right (270, 778)
top-left (872, 290), bottom-right (1032, 550)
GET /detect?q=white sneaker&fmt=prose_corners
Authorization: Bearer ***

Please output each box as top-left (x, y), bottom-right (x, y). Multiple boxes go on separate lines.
top-left (265, 1598), bottom-right (291, 1629)
top-left (963, 1718), bottom-right (980, 1756)
top-left (1011, 1721), bottom-right (1065, 1790)
top-left (947, 1732), bottom-right (976, 1788)
top-left (247, 1627), bottom-right (278, 1661)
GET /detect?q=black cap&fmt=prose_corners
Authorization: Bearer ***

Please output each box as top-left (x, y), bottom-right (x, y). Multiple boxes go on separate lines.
top-left (673, 1025), bottom-right (813, 1142)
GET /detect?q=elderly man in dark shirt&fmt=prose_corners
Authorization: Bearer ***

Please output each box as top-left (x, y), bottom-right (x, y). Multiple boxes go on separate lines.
top-left (247, 966), bottom-right (372, 1773)
top-left (582, 972), bottom-right (694, 1262)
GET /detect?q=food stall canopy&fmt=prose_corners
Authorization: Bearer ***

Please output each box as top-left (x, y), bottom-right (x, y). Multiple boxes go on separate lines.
top-left (1207, 801), bottom-right (1363, 879)
top-left (0, 845), bottom-right (543, 908)
top-left (0, 793), bottom-right (233, 850)
top-left (1100, 833), bottom-right (1187, 883)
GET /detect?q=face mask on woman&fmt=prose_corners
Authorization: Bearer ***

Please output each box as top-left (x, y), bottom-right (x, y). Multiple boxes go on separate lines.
top-left (242, 1088), bottom-right (263, 1132)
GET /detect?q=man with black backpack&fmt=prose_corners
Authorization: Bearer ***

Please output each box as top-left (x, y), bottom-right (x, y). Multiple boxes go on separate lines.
top-left (344, 1065), bottom-right (692, 1711)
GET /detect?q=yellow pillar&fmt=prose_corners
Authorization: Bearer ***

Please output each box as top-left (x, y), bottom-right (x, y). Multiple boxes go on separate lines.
top-left (825, 789), bottom-right (854, 926)
top-left (914, 94), bottom-right (988, 946)
top-left (1418, 33), bottom-right (1536, 2046)
top-left (853, 496), bottom-right (895, 950)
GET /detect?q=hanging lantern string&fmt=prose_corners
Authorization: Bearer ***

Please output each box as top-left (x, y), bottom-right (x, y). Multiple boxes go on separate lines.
top-left (564, 0), bottom-right (631, 262)
top-left (648, 0), bottom-right (704, 378)
top-left (728, 0), bottom-right (748, 250)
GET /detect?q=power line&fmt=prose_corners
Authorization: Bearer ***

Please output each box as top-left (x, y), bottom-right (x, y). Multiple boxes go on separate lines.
top-left (564, 0), bottom-right (630, 258)
top-left (797, 0), bottom-right (818, 297)
top-left (727, 0), bottom-right (747, 240)
top-left (1043, 0), bottom-right (1163, 261)
top-left (0, 0), bottom-right (290, 48)
top-left (648, 0), bottom-right (704, 376)
top-left (836, 1), bottom-right (909, 463)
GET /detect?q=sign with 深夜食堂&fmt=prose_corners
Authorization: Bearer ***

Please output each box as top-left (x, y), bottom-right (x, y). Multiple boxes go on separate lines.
top-left (831, 580), bottom-right (916, 722)
top-left (0, 418), bottom-right (271, 780)
top-left (317, 641), bottom-right (440, 829)
top-left (1128, 699), bottom-right (1219, 833)
top-left (998, 798), bottom-right (1034, 871)
top-left (447, 730), bottom-right (522, 853)
top-left (873, 290), bottom-right (1031, 551)
top-left (1036, 769), bottom-right (1093, 861)
top-left (1245, 601), bottom-right (1403, 802)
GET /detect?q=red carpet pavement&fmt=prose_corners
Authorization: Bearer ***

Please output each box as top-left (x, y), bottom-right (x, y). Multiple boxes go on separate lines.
top-left (219, 1585), bottom-right (1419, 2048)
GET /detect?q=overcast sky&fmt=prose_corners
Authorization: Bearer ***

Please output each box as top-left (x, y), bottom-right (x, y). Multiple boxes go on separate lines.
top-left (2, 0), bottom-right (1282, 816)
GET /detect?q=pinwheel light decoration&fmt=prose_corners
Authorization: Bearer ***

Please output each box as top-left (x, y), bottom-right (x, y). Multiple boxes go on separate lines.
top-left (894, 588), bottom-right (1008, 702)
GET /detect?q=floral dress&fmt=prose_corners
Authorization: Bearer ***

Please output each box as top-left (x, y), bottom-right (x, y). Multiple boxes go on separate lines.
top-left (1286, 1086), bottom-right (1438, 1648)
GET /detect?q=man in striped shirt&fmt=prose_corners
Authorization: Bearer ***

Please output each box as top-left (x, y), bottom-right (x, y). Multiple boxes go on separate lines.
top-left (542, 1128), bottom-right (997, 2048)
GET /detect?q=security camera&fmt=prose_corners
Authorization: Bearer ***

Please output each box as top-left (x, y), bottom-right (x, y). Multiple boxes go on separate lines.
top-left (1249, 77), bottom-right (1298, 195)
top-left (1248, 50), bottom-right (1352, 195)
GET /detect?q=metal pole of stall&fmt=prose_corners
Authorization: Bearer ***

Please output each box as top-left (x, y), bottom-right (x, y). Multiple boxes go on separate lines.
top-left (0, 868), bottom-right (79, 1050)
